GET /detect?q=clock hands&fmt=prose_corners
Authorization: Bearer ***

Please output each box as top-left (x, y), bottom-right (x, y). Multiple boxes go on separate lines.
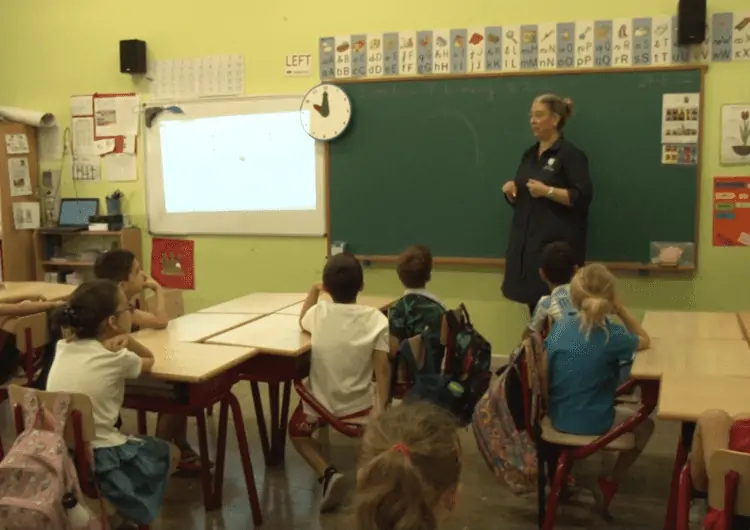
top-left (313, 91), bottom-right (331, 118)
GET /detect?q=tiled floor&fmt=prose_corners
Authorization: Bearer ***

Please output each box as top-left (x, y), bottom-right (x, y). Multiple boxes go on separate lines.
top-left (1, 382), bottom-right (681, 530)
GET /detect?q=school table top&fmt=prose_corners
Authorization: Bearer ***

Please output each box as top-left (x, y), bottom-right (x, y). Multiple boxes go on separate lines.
top-left (657, 373), bottom-right (750, 421)
top-left (642, 311), bottom-right (743, 340)
top-left (198, 292), bottom-right (305, 315)
top-left (0, 282), bottom-right (76, 302)
top-left (738, 312), bottom-right (750, 342)
top-left (206, 313), bottom-right (310, 356)
top-left (132, 313), bottom-right (266, 344)
top-left (630, 337), bottom-right (750, 381)
top-left (132, 334), bottom-right (259, 382)
top-left (276, 293), bottom-right (397, 315)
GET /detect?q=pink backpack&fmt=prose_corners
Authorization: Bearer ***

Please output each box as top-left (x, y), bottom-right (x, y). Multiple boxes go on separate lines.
top-left (0, 390), bottom-right (105, 529)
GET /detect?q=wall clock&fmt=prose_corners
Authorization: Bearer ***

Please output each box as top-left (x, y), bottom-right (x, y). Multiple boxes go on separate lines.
top-left (300, 83), bottom-right (352, 141)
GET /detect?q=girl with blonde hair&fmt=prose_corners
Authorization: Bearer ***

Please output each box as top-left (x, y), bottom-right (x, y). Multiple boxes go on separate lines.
top-left (354, 401), bottom-right (461, 530)
top-left (543, 263), bottom-right (653, 515)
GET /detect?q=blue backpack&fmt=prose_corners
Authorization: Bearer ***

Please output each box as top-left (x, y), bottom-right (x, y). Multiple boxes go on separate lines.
top-left (393, 304), bottom-right (492, 426)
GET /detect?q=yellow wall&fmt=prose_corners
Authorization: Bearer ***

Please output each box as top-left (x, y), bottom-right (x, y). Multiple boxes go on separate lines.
top-left (1, 0), bottom-right (748, 354)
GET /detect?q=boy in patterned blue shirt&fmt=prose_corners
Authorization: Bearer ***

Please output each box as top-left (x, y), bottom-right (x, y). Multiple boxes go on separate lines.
top-left (527, 241), bottom-right (578, 335)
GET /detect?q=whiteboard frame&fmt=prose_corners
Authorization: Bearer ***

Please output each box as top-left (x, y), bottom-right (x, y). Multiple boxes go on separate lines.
top-left (143, 93), bottom-right (326, 237)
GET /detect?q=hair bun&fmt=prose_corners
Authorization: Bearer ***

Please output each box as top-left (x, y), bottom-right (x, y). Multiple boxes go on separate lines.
top-left (562, 97), bottom-right (575, 117)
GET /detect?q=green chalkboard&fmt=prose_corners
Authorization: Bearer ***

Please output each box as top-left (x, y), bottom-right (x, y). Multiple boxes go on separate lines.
top-left (328, 67), bottom-right (703, 264)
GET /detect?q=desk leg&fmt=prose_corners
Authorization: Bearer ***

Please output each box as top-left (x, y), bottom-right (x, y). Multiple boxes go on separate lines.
top-left (213, 397), bottom-right (230, 509)
top-left (228, 392), bottom-right (263, 527)
top-left (195, 410), bottom-right (214, 511)
top-left (277, 382), bottom-right (292, 464)
top-left (250, 381), bottom-right (271, 464)
top-left (268, 383), bottom-right (281, 463)
top-left (664, 434), bottom-right (688, 530)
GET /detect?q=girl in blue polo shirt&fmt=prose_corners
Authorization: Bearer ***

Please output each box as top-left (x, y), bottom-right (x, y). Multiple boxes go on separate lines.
top-left (544, 263), bottom-right (654, 515)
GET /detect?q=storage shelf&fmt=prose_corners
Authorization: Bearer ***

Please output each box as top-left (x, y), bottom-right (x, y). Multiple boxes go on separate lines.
top-left (42, 260), bottom-right (95, 267)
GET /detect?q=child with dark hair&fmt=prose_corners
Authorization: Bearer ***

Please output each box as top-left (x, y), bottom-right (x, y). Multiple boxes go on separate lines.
top-left (355, 401), bottom-right (462, 530)
top-left (527, 241), bottom-right (578, 334)
top-left (389, 245), bottom-right (446, 353)
top-left (290, 253), bottom-right (391, 512)
top-left (94, 249), bottom-right (202, 471)
top-left (46, 280), bottom-right (178, 529)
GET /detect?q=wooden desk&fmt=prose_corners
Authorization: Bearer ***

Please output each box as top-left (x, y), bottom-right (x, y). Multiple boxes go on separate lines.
top-left (132, 335), bottom-right (258, 383)
top-left (132, 313), bottom-right (265, 344)
top-left (199, 292), bottom-right (305, 315)
top-left (657, 374), bottom-right (750, 422)
top-left (642, 311), bottom-right (743, 340)
top-left (631, 338), bottom-right (750, 381)
top-left (277, 293), bottom-right (396, 315)
top-left (0, 282), bottom-right (76, 302)
top-left (739, 312), bottom-right (750, 342)
top-left (206, 313), bottom-right (310, 355)
top-left (123, 338), bottom-right (262, 523)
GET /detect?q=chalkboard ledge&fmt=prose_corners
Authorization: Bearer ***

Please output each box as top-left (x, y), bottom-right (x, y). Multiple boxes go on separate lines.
top-left (355, 255), bottom-right (696, 275)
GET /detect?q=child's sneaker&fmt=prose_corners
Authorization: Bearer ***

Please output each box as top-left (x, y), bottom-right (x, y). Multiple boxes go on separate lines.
top-left (319, 467), bottom-right (346, 512)
top-left (689, 499), bottom-right (707, 528)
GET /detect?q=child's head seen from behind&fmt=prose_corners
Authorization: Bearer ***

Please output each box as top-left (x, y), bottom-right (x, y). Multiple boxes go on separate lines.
top-left (57, 279), bottom-right (132, 341)
top-left (323, 253), bottom-right (363, 304)
top-left (94, 249), bottom-right (146, 298)
top-left (570, 263), bottom-right (617, 336)
top-left (397, 245), bottom-right (433, 289)
top-left (355, 401), bottom-right (461, 530)
top-left (539, 241), bottom-right (577, 288)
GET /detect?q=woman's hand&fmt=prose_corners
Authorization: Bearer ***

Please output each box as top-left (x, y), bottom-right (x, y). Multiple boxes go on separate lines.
top-left (526, 179), bottom-right (550, 198)
top-left (502, 181), bottom-right (517, 202)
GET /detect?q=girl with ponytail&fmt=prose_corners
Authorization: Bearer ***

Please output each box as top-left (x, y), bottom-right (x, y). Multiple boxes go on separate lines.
top-left (543, 263), bottom-right (653, 516)
top-left (355, 402), bottom-right (461, 530)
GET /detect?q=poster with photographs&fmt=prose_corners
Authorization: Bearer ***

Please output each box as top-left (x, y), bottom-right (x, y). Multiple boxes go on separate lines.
top-left (661, 93), bottom-right (700, 144)
top-left (662, 143), bottom-right (698, 165)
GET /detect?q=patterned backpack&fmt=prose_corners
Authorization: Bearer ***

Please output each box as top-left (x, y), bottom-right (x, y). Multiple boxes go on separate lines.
top-left (0, 389), bottom-right (104, 529)
top-left (471, 334), bottom-right (544, 494)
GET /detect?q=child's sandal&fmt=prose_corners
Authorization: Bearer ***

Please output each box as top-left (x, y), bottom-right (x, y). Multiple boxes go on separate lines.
top-left (177, 448), bottom-right (214, 472)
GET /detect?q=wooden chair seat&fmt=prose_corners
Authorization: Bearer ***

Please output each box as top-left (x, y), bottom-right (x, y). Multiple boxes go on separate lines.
top-left (539, 416), bottom-right (636, 451)
top-left (708, 449), bottom-right (750, 516)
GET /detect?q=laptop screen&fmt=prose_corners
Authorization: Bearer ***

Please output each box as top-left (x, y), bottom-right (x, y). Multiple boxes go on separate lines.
top-left (59, 199), bottom-right (99, 226)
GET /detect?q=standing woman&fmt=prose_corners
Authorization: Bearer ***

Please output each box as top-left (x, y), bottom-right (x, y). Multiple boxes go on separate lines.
top-left (501, 94), bottom-right (593, 314)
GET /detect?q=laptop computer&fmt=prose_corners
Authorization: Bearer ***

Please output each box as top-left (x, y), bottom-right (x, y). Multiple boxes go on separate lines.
top-left (39, 198), bottom-right (100, 233)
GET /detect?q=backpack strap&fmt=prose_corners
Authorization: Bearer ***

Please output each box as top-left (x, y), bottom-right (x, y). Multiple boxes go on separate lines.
top-left (21, 388), bottom-right (43, 431)
top-left (50, 393), bottom-right (72, 435)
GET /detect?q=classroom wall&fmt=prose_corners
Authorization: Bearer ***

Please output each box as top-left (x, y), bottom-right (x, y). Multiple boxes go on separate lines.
top-left (1, 0), bottom-right (748, 354)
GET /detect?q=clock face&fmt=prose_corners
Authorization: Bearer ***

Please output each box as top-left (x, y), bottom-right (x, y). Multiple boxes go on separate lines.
top-left (300, 84), bottom-right (352, 141)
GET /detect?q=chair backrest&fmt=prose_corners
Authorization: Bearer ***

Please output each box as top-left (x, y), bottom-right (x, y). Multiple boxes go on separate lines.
top-left (7, 384), bottom-right (96, 444)
top-left (146, 289), bottom-right (185, 320)
top-left (15, 312), bottom-right (49, 352)
top-left (708, 449), bottom-right (750, 516)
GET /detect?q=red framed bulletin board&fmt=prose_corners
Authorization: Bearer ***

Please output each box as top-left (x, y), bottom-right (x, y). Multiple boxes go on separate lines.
top-left (713, 176), bottom-right (750, 246)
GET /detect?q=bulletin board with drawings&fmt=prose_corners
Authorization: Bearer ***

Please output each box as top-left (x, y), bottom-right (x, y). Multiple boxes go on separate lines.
top-left (713, 177), bottom-right (750, 247)
top-left (327, 66), bottom-right (705, 267)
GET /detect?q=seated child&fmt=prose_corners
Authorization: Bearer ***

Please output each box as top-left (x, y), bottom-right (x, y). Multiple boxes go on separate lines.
top-left (0, 295), bottom-right (64, 384)
top-left (93, 249), bottom-right (202, 471)
top-left (354, 401), bottom-right (462, 530)
top-left (543, 263), bottom-right (653, 514)
top-left (46, 280), bottom-right (179, 529)
top-left (689, 409), bottom-right (750, 530)
top-left (527, 241), bottom-right (578, 335)
top-left (290, 253), bottom-right (391, 513)
top-left (388, 245), bottom-right (446, 353)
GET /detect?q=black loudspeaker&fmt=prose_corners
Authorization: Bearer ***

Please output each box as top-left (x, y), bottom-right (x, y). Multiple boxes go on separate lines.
top-left (119, 39), bottom-right (147, 74)
top-left (677, 0), bottom-right (707, 45)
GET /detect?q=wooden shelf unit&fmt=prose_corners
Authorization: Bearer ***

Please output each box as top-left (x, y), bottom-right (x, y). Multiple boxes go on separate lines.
top-left (33, 227), bottom-right (142, 282)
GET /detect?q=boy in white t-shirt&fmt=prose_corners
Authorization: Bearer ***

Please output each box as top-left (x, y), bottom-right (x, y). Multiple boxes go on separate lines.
top-left (526, 241), bottom-right (578, 335)
top-left (290, 253), bottom-right (391, 513)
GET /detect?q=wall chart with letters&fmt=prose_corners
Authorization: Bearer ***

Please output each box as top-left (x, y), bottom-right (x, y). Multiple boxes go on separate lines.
top-left (319, 12), bottom-right (750, 79)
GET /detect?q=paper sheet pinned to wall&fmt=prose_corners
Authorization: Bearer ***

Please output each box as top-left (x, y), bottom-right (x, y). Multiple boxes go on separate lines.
top-left (8, 157), bottom-right (32, 196)
top-left (94, 95), bottom-right (139, 137)
top-left (72, 155), bottom-right (101, 181)
top-left (0, 107), bottom-right (56, 127)
top-left (4, 133), bottom-right (29, 154)
top-left (94, 138), bottom-right (115, 155)
top-left (103, 153), bottom-right (137, 182)
top-left (13, 202), bottom-right (41, 230)
top-left (72, 117), bottom-right (95, 155)
top-left (70, 95), bottom-right (93, 116)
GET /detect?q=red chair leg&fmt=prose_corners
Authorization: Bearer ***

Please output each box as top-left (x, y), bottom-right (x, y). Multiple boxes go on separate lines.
top-left (137, 410), bottom-right (148, 435)
top-left (195, 410), bottom-right (214, 511)
top-left (212, 397), bottom-right (231, 508)
top-left (665, 434), bottom-right (689, 530)
top-left (542, 450), bottom-right (572, 530)
top-left (228, 392), bottom-right (262, 527)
